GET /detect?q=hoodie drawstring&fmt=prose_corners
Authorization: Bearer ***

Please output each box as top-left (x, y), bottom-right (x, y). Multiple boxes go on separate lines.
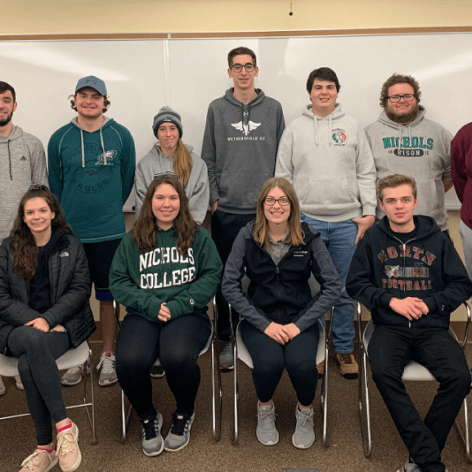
top-left (312, 112), bottom-right (334, 146)
top-left (99, 128), bottom-right (106, 165)
top-left (79, 127), bottom-right (107, 168)
top-left (7, 140), bottom-right (12, 180)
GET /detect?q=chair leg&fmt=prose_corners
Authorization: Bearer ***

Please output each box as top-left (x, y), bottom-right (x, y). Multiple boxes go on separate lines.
top-left (211, 334), bottom-right (222, 441)
top-left (232, 340), bottom-right (239, 445)
top-left (358, 344), bottom-right (372, 457)
top-left (322, 338), bottom-right (329, 447)
top-left (121, 390), bottom-right (133, 444)
top-left (84, 349), bottom-right (97, 444)
top-left (453, 397), bottom-right (471, 463)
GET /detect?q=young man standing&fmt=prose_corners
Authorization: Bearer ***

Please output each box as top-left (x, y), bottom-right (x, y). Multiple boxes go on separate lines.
top-left (365, 73), bottom-right (453, 235)
top-left (202, 47), bottom-right (285, 369)
top-left (276, 67), bottom-right (377, 379)
top-left (346, 174), bottom-right (472, 472)
top-left (48, 76), bottom-right (135, 387)
top-left (0, 80), bottom-right (48, 395)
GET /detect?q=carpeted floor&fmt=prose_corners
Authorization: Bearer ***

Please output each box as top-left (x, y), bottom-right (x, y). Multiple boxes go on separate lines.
top-left (0, 342), bottom-right (471, 472)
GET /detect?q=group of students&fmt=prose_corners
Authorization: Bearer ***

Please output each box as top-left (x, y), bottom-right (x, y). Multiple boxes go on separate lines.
top-left (0, 44), bottom-right (472, 472)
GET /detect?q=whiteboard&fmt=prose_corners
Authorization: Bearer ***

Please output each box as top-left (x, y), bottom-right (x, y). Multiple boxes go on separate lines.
top-left (1, 33), bottom-right (471, 210)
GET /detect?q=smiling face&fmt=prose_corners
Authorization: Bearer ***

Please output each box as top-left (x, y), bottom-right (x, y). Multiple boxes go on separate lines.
top-left (157, 122), bottom-right (179, 156)
top-left (309, 78), bottom-right (338, 117)
top-left (379, 184), bottom-right (418, 233)
top-left (385, 82), bottom-right (419, 124)
top-left (264, 186), bottom-right (291, 230)
top-left (23, 197), bottom-right (55, 240)
top-left (74, 87), bottom-right (105, 120)
top-left (0, 90), bottom-right (17, 129)
top-left (228, 54), bottom-right (259, 92)
top-left (152, 183), bottom-right (180, 230)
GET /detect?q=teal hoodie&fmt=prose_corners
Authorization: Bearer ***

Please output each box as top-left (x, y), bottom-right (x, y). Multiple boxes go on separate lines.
top-left (48, 117), bottom-right (136, 243)
top-left (109, 227), bottom-right (222, 322)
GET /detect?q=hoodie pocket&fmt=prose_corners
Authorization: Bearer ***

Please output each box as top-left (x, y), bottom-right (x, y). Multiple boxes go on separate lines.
top-left (298, 177), bottom-right (355, 206)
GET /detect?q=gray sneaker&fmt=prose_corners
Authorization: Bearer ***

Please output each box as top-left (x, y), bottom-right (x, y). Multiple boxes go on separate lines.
top-left (219, 341), bottom-right (234, 370)
top-left (61, 365), bottom-right (85, 386)
top-left (140, 412), bottom-right (164, 456)
top-left (292, 405), bottom-right (315, 449)
top-left (164, 412), bottom-right (195, 452)
top-left (97, 352), bottom-right (118, 386)
top-left (256, 402), bottom-right (279, 446)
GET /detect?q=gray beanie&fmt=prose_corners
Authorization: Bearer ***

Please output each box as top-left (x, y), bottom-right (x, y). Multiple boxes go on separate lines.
top-left (152, 106), bottom-right (183, 137)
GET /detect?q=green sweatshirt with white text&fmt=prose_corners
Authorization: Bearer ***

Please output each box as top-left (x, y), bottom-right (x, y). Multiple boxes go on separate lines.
top-left (109, 227), bottom-right (222, 322)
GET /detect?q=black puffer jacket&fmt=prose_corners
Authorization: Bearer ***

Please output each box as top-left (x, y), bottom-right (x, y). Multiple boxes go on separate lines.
top-left (0, 229), bottom-right (96, 354)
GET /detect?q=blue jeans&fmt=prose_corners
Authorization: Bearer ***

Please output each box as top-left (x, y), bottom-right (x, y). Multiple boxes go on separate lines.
top-left (301, 216), bottom-right (357, 353)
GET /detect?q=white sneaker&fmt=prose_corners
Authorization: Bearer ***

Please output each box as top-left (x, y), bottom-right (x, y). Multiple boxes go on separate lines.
top-left (97, 352), bottom-right (117, 387)
top-left (219, 341), bottom-right (234, 370)
top-left (61, 364), bottom-right (90, 387)
top-left (15, 375), bottom-right (24, 391)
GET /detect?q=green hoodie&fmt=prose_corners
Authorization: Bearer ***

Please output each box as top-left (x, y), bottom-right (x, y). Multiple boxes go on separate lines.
top-left (109, 227), bottom-right (222, 322)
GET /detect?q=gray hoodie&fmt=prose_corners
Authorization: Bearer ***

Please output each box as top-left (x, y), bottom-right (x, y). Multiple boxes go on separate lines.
top-left (0, 126), bottom-right (48, 240)
top-left (134, 144), bottom-right (209, 224)
top-left (276, 103), bottom-right (377, 222)
top-left (201, 88), bottom-right (285, 214)
top-left (364, 106), bottom-right (452, 231)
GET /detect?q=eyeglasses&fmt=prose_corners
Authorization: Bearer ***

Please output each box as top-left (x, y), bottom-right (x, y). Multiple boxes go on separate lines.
top-left (387, 94), bottom-right (416, 103)
top-left (29, 184), bottom-right (48, 191)
top-left (230, 63), bottom-right (255, 73)
top-left (264, 197), bottom-right (290, 206)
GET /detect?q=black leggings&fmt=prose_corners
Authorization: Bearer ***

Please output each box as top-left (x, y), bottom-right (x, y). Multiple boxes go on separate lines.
top-left (115, 314), bottom-right (211, 419)
top-left (240, 319), bottom-right (319, 406)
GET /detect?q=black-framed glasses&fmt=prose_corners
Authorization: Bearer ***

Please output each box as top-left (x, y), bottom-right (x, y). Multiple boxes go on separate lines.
top-left (230, 63), bottom-right (255, 73)
top-left (264, 197), bottom-right (290, 206)
top-left (387, 94), bottom-right (416, 103)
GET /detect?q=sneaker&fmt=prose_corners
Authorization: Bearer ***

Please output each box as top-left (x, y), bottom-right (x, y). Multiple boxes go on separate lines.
top-left (150, 366), bottom-right (165, 378)
top-left (140, 412), bottom-right (164, 456)
top-left (0, 376), bottom-right (5, 396)
top-left (15, 375), bottom-right (25, 390)
top-left (19, 448), bottom-right (58, 472)
top-left (164, 411), bottom-right (195, 452)
top-left (335, 352), bottom-right (359, 379)
top-left (97, 352), bottom-right (117, 386)
top-left (397, 458), bottom-right (421, 472)
top-left (56, 422), bottom-right (81, 472)
top-left (316, 361), bottom-right (325, 379)
top-left (256, 402), bottom-right (279, 446)
top-left (292, 405), bottom-right (315, 449)
top-left (61, 367), bottom-right (83, 387)
top-left (219, 341), bottom-right (234, 370)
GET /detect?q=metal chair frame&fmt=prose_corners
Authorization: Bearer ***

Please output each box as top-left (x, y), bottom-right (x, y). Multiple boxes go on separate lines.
top-left (356, 301), bottom-right (471, 462)
top-left (116, 299), bottom-right (222, 443)
top-left (0, 341), bottom-right (97, 444)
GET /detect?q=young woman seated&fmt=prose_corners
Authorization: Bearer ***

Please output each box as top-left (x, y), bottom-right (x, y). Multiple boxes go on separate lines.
top-left (0, 185), bottom-right (95, 472)
top-left (222, 177), bottom-right (341, 448)
top-left (109, 174), bottom-right (222, 456)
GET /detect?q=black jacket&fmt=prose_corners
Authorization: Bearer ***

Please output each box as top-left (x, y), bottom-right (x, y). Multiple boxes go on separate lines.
top-left (222, 221), bottom-right (341, 333)
top-left (0, 229), bottom-right (96, 354)
top-left (346, 215), bottom-right (472, 329)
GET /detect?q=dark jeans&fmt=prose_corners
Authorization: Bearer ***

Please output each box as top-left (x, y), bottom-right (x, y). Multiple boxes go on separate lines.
top-left (240, 319), bottom-right (319, 406)
top-left (211, 210), bottom-right (256, 340)
top-left (115, 314), bottom-right (211, 418)
top-left (8, 326), bottom-right (70, 445)
top-left (368, 325), bottom-right (471, 472)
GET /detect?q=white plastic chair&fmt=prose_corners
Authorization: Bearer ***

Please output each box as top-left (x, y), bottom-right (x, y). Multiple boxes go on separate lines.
top-left (230, 275), bottom-right (331, 446)
top-left (0, 341), bottom-right (97, 444)
top-left (357, 301), bottom-right (471, 462)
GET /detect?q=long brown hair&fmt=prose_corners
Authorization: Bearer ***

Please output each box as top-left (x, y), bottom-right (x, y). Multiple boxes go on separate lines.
top-left (10, 186), bottom-right (72, 279)
top-left (131, 174), bottom-right (197, 254)
top-left (252, 177), bottom-right (305, 249)
top-left (164, 138), bottom-right (192, 187)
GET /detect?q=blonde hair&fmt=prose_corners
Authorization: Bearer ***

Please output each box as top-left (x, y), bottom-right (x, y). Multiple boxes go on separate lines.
top-left (158, 138), bottom-right (192, 187)
top-left (252, 177), bottom-right (305, 249)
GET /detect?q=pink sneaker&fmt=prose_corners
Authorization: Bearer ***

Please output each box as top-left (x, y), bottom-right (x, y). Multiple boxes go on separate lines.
top-left (56, 422), bottom-right (81, 472)
top-left (19, 448), bottom-right (58, 472)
